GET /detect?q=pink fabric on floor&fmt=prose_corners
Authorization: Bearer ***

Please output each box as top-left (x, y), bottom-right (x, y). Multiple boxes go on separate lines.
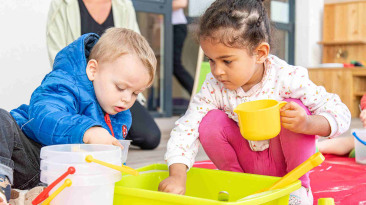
top-left (310, 154), bottom-right (366, 204)
top-left (193, 154), bottom-right (366, 204)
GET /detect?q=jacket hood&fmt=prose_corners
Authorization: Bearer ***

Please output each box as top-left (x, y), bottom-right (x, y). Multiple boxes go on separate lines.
top-left (53, 33), bottom-right (99, 91)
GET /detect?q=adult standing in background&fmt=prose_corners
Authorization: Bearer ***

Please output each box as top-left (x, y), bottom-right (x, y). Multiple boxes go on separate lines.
top-left (172, 0), bottom-right (194, 95)
top-left (46, 0), bottom-right (161, 150)
top-left (47, 0), bottom-right (140, 64)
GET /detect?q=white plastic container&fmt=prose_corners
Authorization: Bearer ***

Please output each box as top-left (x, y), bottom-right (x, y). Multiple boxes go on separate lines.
top-left (40, 159), bottom-right (121, 175)
top-left (40, 171), bottom-right (121, 205)
top-left (352, 129), bottom-right (366, 164)
top-left (40, 144), bottom-right (122, 163)
top-left (39, 144), bottom-right (123, 205)
top-left (118, 140), bottom-right (132, 163)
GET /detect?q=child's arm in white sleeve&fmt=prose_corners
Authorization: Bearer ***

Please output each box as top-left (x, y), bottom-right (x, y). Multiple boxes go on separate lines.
top-left (165, 74), bottom-right (221, 169)
top-left (282, 67), bottom-right (351, 138)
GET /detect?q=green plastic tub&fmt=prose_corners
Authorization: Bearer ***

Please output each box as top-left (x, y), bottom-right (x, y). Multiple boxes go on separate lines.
top-left (113, 164), bottom-right (301, 205)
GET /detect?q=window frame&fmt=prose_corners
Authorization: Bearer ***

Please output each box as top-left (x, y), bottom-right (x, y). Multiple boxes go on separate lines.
top-left (270, 0), bottom-right (295, 64)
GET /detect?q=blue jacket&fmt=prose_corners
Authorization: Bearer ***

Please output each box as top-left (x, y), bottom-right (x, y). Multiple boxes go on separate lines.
top-left (10, 33), bottom-right (132, 145)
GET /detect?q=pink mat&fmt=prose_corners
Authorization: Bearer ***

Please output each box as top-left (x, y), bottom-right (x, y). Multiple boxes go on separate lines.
top-left (193, 154), bottom-right (366, 204)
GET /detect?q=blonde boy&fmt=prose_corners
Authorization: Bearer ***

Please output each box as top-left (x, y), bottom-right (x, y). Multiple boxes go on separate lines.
top-left (0, 28), bottom-right (156, 203)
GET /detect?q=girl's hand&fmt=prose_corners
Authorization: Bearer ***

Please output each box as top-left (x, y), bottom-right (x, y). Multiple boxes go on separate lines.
top-left (280, 101), bottom-right (310, 133)
top-left (360, 109), bottom-right (366, 127)
top-left (158, 163), bottom-right (187, 195)
top-left (83, 127), bottom-right (123, 149)
top-left (158, 175), bottom-right (186, 195)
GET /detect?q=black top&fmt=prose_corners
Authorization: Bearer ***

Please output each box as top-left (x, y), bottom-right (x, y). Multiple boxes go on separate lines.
top-left (78, 0), bottom-right (115, 36)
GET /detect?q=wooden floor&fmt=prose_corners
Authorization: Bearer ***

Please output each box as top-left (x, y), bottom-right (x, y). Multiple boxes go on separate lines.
top-left (126, 116), bottom-right (363, 169)
top-left (125, 116), bottom-right (210, 168)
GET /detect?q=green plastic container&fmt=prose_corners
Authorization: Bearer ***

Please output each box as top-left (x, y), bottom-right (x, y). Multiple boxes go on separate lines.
top-left (113, 164), bottom-right (301, 205)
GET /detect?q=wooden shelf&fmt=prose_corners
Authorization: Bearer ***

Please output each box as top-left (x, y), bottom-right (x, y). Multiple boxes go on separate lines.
top-left (318, 40), bottom-right (366, 45)
top-left (354, 91), bottom-right (366, 97)
top-left (326, 1), bottom-right (366, 6)
top-left (352, 70), bottom-right (366, 76)
top-left (308, 69), bottom-right (366, 117)
top-left (307, 67), bottom-right (366, 71)
top-left (317, 2), bottom-right (366, 117)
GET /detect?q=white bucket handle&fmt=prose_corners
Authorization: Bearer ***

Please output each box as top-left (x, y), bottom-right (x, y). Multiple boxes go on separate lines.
top-left (352, 132), bottom-right (366, 146)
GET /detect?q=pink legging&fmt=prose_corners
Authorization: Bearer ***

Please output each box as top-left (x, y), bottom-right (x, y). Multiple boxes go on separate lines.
top-left (198, 99), bottom-right (315, 188)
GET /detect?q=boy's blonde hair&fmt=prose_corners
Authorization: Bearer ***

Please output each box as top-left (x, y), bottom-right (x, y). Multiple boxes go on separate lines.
top-left (89, 28), bottom-right (157, 86)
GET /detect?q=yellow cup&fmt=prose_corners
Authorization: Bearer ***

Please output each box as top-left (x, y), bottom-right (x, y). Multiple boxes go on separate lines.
top-left (234, 99), bottom-right (287, 141)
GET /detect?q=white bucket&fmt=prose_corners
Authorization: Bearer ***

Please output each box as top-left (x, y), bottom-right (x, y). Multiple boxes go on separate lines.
top-left (40, 171), bottom-right (121, 205)
top-left (352, 129), bottom-right (366, 164)
top-left (40, 144), bottom-right (122, 163)
top-left (39, 144), bottom-right (123, 205)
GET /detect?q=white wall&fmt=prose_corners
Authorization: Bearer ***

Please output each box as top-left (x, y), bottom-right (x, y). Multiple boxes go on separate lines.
top-left (188, 0), bottom-right (215, 17)
top-left (0, 0), bottom-right (51, 111)
top-left (295, 0), bottom-right (324, 67)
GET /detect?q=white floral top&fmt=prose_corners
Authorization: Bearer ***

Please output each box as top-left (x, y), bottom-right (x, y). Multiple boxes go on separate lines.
top-left (165, 55), bottom-right (351, 169)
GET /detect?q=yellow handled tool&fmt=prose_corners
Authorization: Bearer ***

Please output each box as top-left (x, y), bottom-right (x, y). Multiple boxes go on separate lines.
top-left (85, 155), bottom-right (139, 176)
top-left (261, 152), bottom-right (325, 192)
top-left (41, 179), bottom-right (72, 205)
top-left (238, 152), bottom-right (325, 201)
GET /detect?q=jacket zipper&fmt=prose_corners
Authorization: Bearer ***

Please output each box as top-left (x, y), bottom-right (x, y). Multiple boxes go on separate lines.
top-left (104, 113), bottom-right (115, 137)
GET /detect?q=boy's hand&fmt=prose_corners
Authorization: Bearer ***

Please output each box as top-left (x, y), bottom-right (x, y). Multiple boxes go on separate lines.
top-left (158, 163), bottom-right (187, 195)
top-left (280, 101), bottom-right (309, 134)
top-left (360, 110), bottom-right (366, 127)
top-left (83, 127), bottom-right (123, 149)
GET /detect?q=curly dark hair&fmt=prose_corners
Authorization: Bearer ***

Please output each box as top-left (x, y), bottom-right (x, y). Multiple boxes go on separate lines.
top-left (198, 0), bottom-right (272, 55)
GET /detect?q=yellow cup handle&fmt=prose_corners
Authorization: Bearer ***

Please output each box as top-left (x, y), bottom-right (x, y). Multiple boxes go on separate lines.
top-left (85, 155), bottom-right (139, 176)
top-left (41, 179), bottom-right (72, 205)
top-left (278, 101), bottom-right (287, 109)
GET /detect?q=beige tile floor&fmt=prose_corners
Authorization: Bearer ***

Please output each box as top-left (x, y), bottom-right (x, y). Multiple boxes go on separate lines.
top-left (126, 116), bottom-right (363, 169)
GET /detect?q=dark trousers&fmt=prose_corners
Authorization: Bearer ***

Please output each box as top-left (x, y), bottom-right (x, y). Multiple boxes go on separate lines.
top-left (173, 24), bottom-right (194, 94)
top-left (126, 101), bottom-right (161, 150)
top-left (0, 109), bottom-right (41, 189)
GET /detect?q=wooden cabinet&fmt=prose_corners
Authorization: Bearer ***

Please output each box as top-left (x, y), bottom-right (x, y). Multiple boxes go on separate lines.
top-left (312, 1), bottom-right (366, 117)
top-left (308, 68), bottom-right (366, 117)
top-left (320, 1), bottom-right (366, 63)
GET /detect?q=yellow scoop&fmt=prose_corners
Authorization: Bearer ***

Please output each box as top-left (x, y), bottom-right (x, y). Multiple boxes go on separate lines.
top-left (85, 155), bottom-right (139, 176)
top-left (261, 152), bottom-right (324, 192)
top-left (239, 152), bottom-right (325, 201)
